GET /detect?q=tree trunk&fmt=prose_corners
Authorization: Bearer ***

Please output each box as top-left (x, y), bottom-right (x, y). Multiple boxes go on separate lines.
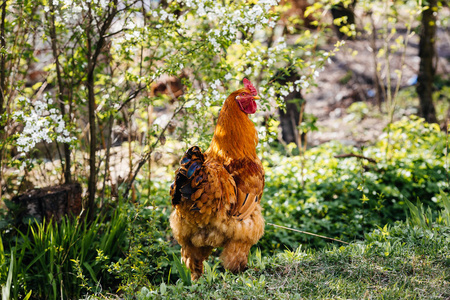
top-left (0, 0), bottom-right (5, 111)
top-left (12, 183), bottom-right (82, 223)
top-left (278, 94), bottom-right (304, 147)
top-left (416, 0), bottom-right (438, 124)
top-left (274, 68), bottom-right (305, 148)
top-left (0, 0), bottom-right (7, 201)
top-left (84, 0), bottom-right (118, 219)
top-left (86, 3), bottom-right (97, 220)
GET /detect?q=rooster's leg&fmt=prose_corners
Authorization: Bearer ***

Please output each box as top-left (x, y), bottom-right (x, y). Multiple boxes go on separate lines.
top-left (181, 243), bottom-right (213, 281)
top-left (220, 240), bottom-right (252, 273)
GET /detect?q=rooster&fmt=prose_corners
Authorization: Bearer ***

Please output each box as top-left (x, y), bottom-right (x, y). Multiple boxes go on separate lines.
top-left (170, 78), bottom-right (265, 280)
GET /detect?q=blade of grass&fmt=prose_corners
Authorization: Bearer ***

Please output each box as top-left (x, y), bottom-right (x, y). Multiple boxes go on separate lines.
top-left (1, 251), bottom-right (13, 300)
top-left (83, 261), bottom-right (98, 283)
top-left (172, 253), bottom-right (191, 286)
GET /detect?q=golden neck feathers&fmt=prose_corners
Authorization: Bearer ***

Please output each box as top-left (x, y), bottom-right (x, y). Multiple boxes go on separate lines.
top-left (205, 90), bottom-right (258, 162)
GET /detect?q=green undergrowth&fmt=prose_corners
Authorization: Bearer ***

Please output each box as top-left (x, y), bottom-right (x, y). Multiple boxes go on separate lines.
top-left (137, 198), bottom-right (450, 299)
top-left (0, 202), bottom-right (170, 299)
top-left (259, 115), bottom-right (448, 251)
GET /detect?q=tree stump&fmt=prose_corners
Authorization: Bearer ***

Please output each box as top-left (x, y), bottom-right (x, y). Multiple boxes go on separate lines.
top-left (12, 183), bottom-right (82, 223)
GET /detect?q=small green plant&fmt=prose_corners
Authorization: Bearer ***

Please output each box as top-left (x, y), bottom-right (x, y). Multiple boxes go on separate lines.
top-left (405, 199), bottom-right (433, 229)
top-left (172, 253), bottom-right (191, 286)
top-left (136, 286), bottom-right (156, 300)
top-left (278, 246), bottom-right (308, 264)
top-left (438, 190), bottom-right (450, 225)
top-left (1, 251), bottom-right (32, 300)
top-left (202, 260), bottom-right (220, 284)
top-left (406, 192), bottom-right (450, 228)
top-left (249, 248), bottom-right (267, 271)
top-left (106, 202), bottom-right (170, 295)
top-left (1, 251), bottom-right (13, 300)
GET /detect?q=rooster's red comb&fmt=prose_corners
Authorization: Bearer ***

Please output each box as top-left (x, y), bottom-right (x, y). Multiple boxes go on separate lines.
top-left (243, 78), bottom-right (257, 96)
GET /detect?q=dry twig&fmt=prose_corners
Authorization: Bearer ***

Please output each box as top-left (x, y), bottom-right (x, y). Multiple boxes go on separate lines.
top-left (334, 153), bottom-right (377, 164)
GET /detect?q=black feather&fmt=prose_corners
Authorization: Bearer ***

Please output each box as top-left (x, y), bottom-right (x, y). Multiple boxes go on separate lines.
top-left (171, 146), bottom-right (205, 206)
top-left (172, 173), bottom-right (187, 205)
top-left (187, 162), bottom-right (201, 178)
top-left (242, 193), bottom-right (249, 207)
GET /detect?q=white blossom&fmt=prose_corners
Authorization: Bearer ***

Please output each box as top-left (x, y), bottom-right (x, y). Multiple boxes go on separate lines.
top-left (13, 95), bottom-right (75, 154)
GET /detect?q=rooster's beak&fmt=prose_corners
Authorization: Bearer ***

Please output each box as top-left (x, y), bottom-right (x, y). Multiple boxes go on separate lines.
top-left (253, 96), bottom-right (260, 100)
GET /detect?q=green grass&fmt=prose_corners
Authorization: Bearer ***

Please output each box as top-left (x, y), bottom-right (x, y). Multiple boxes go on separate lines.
top-left (135, 195), bottom-right (450, 299)
top-left (138, 219), bottom-right (450, 299)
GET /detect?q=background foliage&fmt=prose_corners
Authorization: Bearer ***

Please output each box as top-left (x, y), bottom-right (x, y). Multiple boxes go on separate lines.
top-left (0, 0), bottom-right (449, 298)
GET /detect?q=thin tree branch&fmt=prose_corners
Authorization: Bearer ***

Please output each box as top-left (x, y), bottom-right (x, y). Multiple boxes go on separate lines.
top-left (48, 3), bottom-right (71, 183)
top-left (334, 153), bottom-right (377, 164)
top-left (116, 84), bottom-right (149, 112)
top-left (103, 28), bottom-right (127, 39)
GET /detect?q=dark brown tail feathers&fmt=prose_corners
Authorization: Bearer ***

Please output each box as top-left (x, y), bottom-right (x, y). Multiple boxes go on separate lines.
top-left (170, 146), bottom-right (205, 206)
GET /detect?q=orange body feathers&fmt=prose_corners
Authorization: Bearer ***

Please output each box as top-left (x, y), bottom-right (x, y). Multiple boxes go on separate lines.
top-left (169, 79), bottom-right (265, 280)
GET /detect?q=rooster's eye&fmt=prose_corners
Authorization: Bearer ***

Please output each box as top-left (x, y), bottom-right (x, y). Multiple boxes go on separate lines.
top-left (241, 93), bottom-right (245, 96)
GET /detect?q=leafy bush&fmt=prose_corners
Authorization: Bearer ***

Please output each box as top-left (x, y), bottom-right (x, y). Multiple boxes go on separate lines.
top-left (260, 116), bottom-right (448, 251)
top-left (107, 202), bottom-right (171, 295)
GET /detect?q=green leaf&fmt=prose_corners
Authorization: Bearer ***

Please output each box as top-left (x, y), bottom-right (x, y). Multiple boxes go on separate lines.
top-left (172, 253), bottom-right (191, 286)
top-left (23, 290), bottom-right (33, 300)
top-left (1, 251), bottom-right (14, 300)
top-left (83, 261), bottom-right (98, 283)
